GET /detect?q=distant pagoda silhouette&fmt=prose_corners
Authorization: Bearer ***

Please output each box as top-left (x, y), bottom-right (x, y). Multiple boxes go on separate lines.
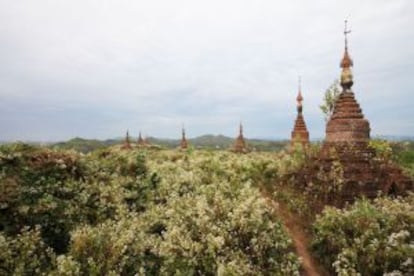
top-left (121, 130), bottom-right (132, 150)
top-left (137, 131), bottom-right (149, 147)
top-left (231, 122), bottom-right (249, 153)
top-left (180, 127), bottom-right (189, 149)
top-left (314, 21), bottom-right (412, 201)
top-left (290, 77), bottom-right (310, 149)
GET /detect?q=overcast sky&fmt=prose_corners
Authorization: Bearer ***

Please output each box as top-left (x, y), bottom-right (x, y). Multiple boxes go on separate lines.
top-left (0, 0), bottom-right (413, 141)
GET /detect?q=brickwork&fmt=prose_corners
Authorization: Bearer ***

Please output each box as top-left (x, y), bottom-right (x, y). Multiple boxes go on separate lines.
top-left (325, 91), bottom-right (370, 144)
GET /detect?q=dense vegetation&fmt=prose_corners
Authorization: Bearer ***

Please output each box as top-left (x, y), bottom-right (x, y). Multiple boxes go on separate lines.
top-left (0, 144), bottom-right (299, 275)
top-left (312, 196), bottom-right (414, 275)
top-left (392, 141), bottom-right (414, 179)
top-left (0, 141), bottom-right (413, 275)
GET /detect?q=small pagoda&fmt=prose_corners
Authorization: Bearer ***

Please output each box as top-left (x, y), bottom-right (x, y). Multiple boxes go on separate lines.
top-left (121, 130), bottom-right (132, 150)
top-left (231, 123), bottom-right (249, 153)
top-left (180, 128), bottom-right (189, 149)
top-left (290, 78), bottom-right (310, 149)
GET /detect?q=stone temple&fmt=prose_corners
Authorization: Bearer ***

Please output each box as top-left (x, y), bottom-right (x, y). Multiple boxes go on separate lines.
top-left (316, 22), bottom-right (412, 201)
top-left (290, 79), bottom-right (310, 149)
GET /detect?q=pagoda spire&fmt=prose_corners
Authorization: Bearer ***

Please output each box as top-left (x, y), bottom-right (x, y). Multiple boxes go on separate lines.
top-left (180, 126), bottom-right (188, 149)
top-left (291, 78), bottom-right (309, 147)
top-left (232, 121), bottom-right (248, 153)
top-left (296, 76), bottom-right (303, 114)
top-left (137, 131), bottom-right (145, 146)
top-left (340, 20), bottom-right (354, 91)
top-left (239, 121), bottom-right (243, 137)
top-left (122, 129), bottom-right (132, 149)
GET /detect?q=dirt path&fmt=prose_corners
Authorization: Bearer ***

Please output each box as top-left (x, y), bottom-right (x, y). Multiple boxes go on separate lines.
top-left (263, 194), bottom-right (329, 276)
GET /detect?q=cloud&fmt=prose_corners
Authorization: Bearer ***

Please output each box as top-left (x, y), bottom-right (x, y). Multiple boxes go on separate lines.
top-left (0, 0), bottom-right (413, 141)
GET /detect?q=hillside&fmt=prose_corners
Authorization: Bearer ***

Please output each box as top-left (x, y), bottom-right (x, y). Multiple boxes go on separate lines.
top-left (52, 137), bottom-right (118, 152)
top-left (51, 135), bottom-right (290, 153)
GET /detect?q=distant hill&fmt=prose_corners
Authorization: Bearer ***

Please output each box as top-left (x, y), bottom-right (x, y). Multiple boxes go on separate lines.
top-left (191, 134), bottom-right (234, 149)
top-left (52, 137), bottom-right (118, 153)
top-left (28, 135), bottom-right (414, 153)
top-left (133, 135), bottom-right (236, 149)
top-left (372, 135), bottom-right (414, 142)
top-left (148, 134), bottom-right (289, 151)
top-left (50, 135), bottom-right (290, 153)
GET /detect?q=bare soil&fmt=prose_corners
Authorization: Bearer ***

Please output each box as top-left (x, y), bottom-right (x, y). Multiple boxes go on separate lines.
top-left (263, 193), bottom-right (329, 276)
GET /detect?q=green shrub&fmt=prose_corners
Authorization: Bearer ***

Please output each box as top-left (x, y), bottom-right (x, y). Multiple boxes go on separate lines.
top-left (0, 227), bottom-right (56, 275)
top-left (312, 195), bottom-right (414, 275)
top-left (0, 146), bottom-right (301, 275)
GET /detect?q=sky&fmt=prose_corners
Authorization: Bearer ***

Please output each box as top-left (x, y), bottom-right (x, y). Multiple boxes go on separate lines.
top-left (0, 0), bottom-right (413, 141)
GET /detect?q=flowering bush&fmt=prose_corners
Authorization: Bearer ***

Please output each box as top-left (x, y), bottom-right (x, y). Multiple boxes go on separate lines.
top-left (312, 194), bottom-right (414, 275)
top-left (0, 145), bottom-right (300, 274)
top-left (3, 143), bottom-right (412, 275)
top-left (0, 144), bottom-right (88, 253)
top-left (0, 227), bottom-right (56, 275)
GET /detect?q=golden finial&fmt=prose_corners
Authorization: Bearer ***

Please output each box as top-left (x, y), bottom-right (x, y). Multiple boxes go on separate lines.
top-left (340, 20), bottom-right (354, 90)
top-left (296, 76), bottom-right (303, 102)
top-left (296, 76), bottom-right (303, 113)
top-left (341, 20), bottom-right (354, 68)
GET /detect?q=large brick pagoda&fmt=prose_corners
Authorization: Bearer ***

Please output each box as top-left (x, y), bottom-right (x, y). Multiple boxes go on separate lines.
top-left (322, 24), bottom-right (371, 156)
top-left (290, 22), bottom-right (413, 205)
top-left (290, 79), bottom-right (310, 148)
top-left (317, 22), bottom-right (412, 201)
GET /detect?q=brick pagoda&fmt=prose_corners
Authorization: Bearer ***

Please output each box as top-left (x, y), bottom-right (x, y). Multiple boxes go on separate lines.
top-left (290, 79), bottom-right (310, 149)
top-left (137, 132), bottom-right (147, 147)
top-left (231, 123), bottom-right (249, 153)
top-left (317, 21), bottom-right (412, 201)
top-left (180, 128), bottom-right (189, 149)
top-left (322, 23), bottom-right (370, 156)
top-left (296, 21), bottom-right (413, 205)
top-left (121, 130), bottom-right (132, 150)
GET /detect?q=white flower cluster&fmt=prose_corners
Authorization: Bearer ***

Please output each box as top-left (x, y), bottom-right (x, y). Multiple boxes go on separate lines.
top-left (60, 149), bottom-right (300, 275)
top-left (313, 194), bottom-right (414, 275)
